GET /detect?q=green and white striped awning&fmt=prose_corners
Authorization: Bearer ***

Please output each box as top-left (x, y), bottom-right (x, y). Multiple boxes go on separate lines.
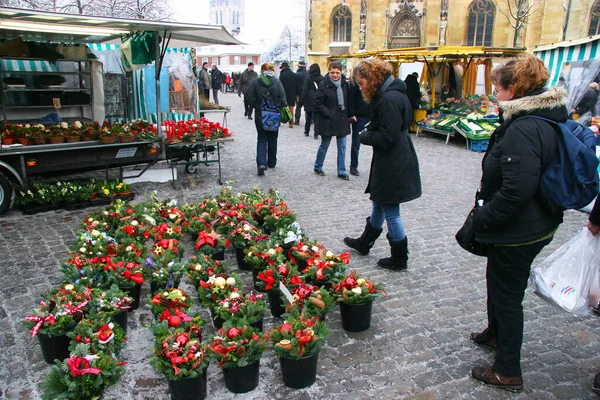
top-left (534, 35), bottom-right (600, 87)
top-left (0, 59), bottom-right (57, 73)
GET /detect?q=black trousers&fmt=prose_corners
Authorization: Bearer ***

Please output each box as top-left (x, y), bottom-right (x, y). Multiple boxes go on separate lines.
top-left (203, 89), bottom-right (210, 100)
top-left (295, 102), bottom-right (303, 123)
top-left (483, 237), bottom-right (552, 377)
top-left (304, 111), bottom-right (315, 134)
top-left (244, 98), bottom-right (254, 117)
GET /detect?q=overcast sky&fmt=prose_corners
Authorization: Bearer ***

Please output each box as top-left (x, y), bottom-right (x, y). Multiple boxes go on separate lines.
top-left (171, 0), bottom-right (294, 45)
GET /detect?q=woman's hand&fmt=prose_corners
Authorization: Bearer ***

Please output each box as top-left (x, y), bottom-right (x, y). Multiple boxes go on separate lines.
top-left (588, 220), bottom-right (600, 236)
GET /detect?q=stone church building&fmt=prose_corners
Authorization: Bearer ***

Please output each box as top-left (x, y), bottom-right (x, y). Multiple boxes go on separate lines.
top-left (307, 0), bottom-right (600, 68)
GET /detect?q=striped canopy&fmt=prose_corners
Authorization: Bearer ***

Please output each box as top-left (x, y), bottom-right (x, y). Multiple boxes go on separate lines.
top-left (0, 59), bottom-right (56, 73)
top-left (534, 35), bottom-right (600, 87)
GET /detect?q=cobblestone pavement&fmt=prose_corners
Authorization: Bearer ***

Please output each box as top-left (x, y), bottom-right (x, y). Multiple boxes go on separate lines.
top-left (1, 93), bottom-right (599, 400)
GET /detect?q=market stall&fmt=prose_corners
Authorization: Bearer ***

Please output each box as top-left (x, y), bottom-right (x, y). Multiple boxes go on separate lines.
top-left (0, 7), bottom-right (242, 214)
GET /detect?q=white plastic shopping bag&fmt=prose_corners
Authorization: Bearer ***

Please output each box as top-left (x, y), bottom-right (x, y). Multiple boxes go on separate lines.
top-left (530, 228), bottom-right (600, 316)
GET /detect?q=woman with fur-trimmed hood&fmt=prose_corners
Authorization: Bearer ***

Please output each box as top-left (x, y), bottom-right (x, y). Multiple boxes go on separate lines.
top-left (467, 53), bottom-right (567, 393)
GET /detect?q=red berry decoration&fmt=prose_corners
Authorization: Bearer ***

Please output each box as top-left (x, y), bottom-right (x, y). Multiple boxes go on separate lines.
top-left (168, 315), bottom-right (182, 327)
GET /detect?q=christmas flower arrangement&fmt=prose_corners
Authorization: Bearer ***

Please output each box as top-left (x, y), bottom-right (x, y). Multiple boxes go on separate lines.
top-left (42, 344), bottom-right (126, 400)
top-left (67, 317), bottom-right (126, 356)
top-left (24, 283), bottom-right (91, 337)
top-left (256, 262), bottom-right (303, 292)
top-left (332, 271), bottom-right (385, 304)
top-left (149, 329), bottom-right (210, 380)
top-left (145, 253), bottom-right (185, 292)
top-left (86, 285), bottom-right (132, 317)
top-left (228, 220), bottom-right (268, 250)
top-left (285, 284), bottom-right (336, 320)
top-left (269, 221), bottom-right (305, 251)
top-left (148, 288), bottom-right (191, 319)
top-left (288, 240), bottom-right (326, 269)
top-left (62, 255), bottom-right (145, 289)
top-left (208, 323), bottom-right (265, 368)
top-left (269, 315), bottom-right (330, 359)
top-left (212, 290), bottom-right (267, 326)
top-left (112, 218), bottom-right (150, 246)
top-left (240, 187), bottom-right (281, 226)
top-left (149, 313), bottom-right (204, 341)
top-left (151, 222), bottom-right (183, 241)
top-left (197, 273), bottom-right (244, 309)
top-left (194, 228), bottom-right (229, 258)
top-left (243, 242), bottom-right (286, 273)
top-left (301, 249), bottom-right (350, 286)
top-left (136, 195), bottom-right (184, 226)
top-left (185, 254), bottom-right (226, 287)
top-left (152, 238), bottom-right (185, 258)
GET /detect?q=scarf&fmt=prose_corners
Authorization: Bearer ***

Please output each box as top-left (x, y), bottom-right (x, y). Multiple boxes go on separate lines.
top-left (262, 71), bottom-right (276, 78)
top-left (330, 77), bottom-right (344, 111)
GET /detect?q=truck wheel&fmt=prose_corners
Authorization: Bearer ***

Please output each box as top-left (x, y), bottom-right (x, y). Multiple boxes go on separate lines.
top-left (0, 172), bottom-right (13, 215)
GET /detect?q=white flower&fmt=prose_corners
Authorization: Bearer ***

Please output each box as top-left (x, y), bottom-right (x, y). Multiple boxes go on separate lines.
top-left (311, 246), bottom-right (319, 252)
top-left (130, 220), bottom-right (139, 226)
top-left (268, 249), bottom-right (276, 255)
top-left (25, 124), bottom-right (30, 128)
top-left (60, 122), bottom-right (68, 129)
top-left (302, 245), bottom-right (308, 251)
top-left (79, 247), bottom-right (87, 254)
top-left (91, 229), bottom-right (100, 237)
top-left (74, 121), bottom-right (82, 128)
top-left (325, 251), bottom-right (334, 258)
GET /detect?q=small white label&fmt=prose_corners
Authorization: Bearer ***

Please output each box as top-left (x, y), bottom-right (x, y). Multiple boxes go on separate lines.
top-left (279, 281), bottom-right (294, 304)
top-left (116, 148), bottom-right (137, 158)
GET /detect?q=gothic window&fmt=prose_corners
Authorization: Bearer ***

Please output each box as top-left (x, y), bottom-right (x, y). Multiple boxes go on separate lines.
top-left (332, 5), bottom-right (352, 42)
top-left (590, 0), bottom-right (600, 36)
top-left (219, 10), bottom-right (223, 25)
top-left (388, 13), bottom-right (420, 49)
top-left (466, 0), bottom-right (495, 46)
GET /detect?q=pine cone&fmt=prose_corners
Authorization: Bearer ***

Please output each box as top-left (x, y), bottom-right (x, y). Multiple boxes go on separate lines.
top-left (235, 345), bottom-right (246, 357)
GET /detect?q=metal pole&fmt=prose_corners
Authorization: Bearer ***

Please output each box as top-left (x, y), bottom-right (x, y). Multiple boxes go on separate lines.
top-left (155, 31), bottom-right (162, 137)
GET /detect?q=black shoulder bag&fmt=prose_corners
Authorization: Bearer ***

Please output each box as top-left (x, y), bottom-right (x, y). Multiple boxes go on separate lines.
top-left (455, 188), bottom-right (488, 257)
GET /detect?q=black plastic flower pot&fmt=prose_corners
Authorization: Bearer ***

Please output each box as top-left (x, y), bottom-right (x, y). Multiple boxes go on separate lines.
top-left (339, 301), bottom-right (373, 332)
top-left (38, 331), bottom-right (71, 364)
top-left (251, 269), bottom-right (266, 293)
top-left (267, 289), bottom-right (286, 318)
top-left (112, 310), bottom-right (128, 334)
top-left (210, 308), bottom-right (225, 330)
top-left (249, 315), bottom-right (264, 332)
top-left (150, 278), bottom-right (181, 295)
top-left (235, 247), bottom-right (251, 270)
top-left (292, 257), bottom-right (307, 270)
top-left (279, 351), bottom-right (319, 389)
top-left (222, 360), bottom-right (260, 393)
top-left (121, 283), bottom-right (141, 311)
top-left (167, 370), bottom-right (207, 400)
top-left (212, 250), bottom-right (225, 261)
top-left (189, 232), bottom-right (198, 242)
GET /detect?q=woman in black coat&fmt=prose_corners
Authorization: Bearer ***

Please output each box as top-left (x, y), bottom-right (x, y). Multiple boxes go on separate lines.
top-left (313, 60), bottom-right (351, 179)
top-left (279, 62), bottom-right (298, 128)
top-left (468, 54), bottom-right (566, 392)
top-left (343, 58), bottom-right (421, 270)
top-left (300, 63), bottom-right (323, 138)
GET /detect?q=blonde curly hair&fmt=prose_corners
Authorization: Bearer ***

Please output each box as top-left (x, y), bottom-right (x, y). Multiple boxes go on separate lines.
top-left (352, 58), bottom-right (393, 103)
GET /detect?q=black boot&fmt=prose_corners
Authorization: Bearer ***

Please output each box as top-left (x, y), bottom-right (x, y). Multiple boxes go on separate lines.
top-left (343, 217), bottom-right (383, 256)
top-left (377, 234), bottom-right (408, 270)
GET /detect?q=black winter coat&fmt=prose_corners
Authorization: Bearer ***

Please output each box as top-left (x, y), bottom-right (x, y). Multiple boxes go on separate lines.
top-left (472, 87), bottom-right (567, 245)
top-left (211, 68), bottom-right (223, 90)
top-left (575, 88), bottom-right (599, 115)
top-left (238, 68), bottom-right (258, 95)
top-left (300, 72), bottom-right (323, 112)
top-left (246, 74), bottom-right (288, 130)
top-left (279, 68), bottom-right (298, 106)
top-left (404, 75), bottom-right (420, 111)
top-left (296, 67), bottom-right (308, 96)
top-left (348, 81), bottom-right (369, 118)
top-left (360, 76), bottom-right (421, 204)
top-left (314, 74), bottom-right (350, 137)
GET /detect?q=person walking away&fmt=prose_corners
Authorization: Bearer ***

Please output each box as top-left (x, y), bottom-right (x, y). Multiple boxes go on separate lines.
top-left (245, 63), bottom-right (287, 176)
top-left (200, 62), bottom-right (212, 100)
top-left (571, 82), bottom-right (599, 126)
top-left (239, 62), bottom-right (258, 120)
top-left (232, 72), bottom-right (240, 93)
top-left (343, 58), bottom-right (421, 270)
top-left (467, 53), bottom-right (566, 392)
top-left (404, 72), bottom-right (421, 114)
top-left (348, 76), bottom-right (369, 176)
top-left (279, 61), bottom-right (298, 128)
top-left (313, 60), bottom-right (351, 180)
top-left (211, 64), bottom-right (224, 105)
top-left (295, 61), bottom-right (308, 125)
top-left (300, 63), bottom-right (323, 139)
top-left (225, 73), bottom-right (232, 93)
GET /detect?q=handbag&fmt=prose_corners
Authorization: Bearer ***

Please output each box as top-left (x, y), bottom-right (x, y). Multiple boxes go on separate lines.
top-left (261, 99), bottom-right (281, 132)
top-left (280, 106), bottom-right (293, 124)
top-left (455, 204), bottom-right (487, 256)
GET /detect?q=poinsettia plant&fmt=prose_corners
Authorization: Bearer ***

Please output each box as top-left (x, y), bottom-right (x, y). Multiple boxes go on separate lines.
top-left (67, 317), bottom-right (126, 356)
top-left (149, 329), bottom-right (209, 380)
top-left (208, 323), bottom-right (265, 368)
top-left (185, 254), bottom-right (226, 287)
top-left (197, 273), bottom-right (244, 308)
top-left (148, 287), bottom-right (191, 319)
top-left (23, 283), bottom-right (91, 337)
top-left (269, 315), bottom-right (330, 359)
top-left (332, 270), bottom-right (385, 304)
top-left (42, 344), bottom-right (126, 400)
top-left (212, 290), bottom-right (267, 326)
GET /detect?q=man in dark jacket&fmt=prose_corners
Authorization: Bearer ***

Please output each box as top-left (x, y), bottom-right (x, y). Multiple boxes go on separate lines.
top-left (211, 64), bottom-right (224, 105)
top-left (572, 82), bottom-right (599, 123)
top-left (300, 63), bottom-right (323, 139)
top-left (404, 72), bottom-right (421, 113)
top-left (348, 79), bottom-right (369, 176)
top-left (294, 61), bottom-right (308, 125)
top-left (238, 62), bottom-right (258, 119)
top-left (279, 61), bottom-right (298, 128)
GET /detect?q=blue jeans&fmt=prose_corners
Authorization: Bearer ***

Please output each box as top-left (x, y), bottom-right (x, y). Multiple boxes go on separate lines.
top-left (370, 201), bottom-right (405, 241)
top-left (351, 117), bottom-right (368, 169)
top-left (314, 135), bottom-right (347, 175)
top-left (256, 125), bottom-right (278, 168)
